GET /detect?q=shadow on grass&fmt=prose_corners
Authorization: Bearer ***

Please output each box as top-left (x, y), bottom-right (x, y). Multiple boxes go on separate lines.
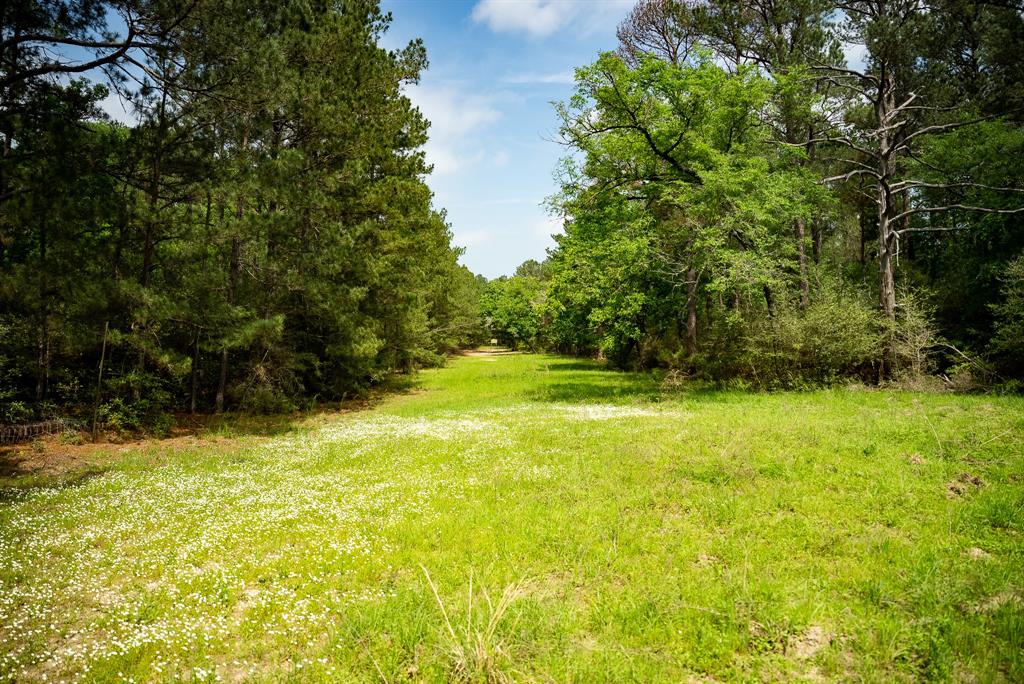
top-left (529, 358), bottom-right (666, 403)
top-left (534, 357), bottom-right (730, 404)
top-left (0, 374), bottom-right (423, 492)
top-left (0, 464), bottom-right (112, 502)
top-left (528, 381), bottom-right (664, 403)
top-left (186, 374), bottom-right (425, 438)
top-left (540, 360), bottom-right (607, 372)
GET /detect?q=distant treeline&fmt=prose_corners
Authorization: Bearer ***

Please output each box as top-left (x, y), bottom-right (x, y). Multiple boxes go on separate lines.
top-left (481, 0), bottom-right (1024, 389)
top-left (1, 0), bottom-right (485, 428)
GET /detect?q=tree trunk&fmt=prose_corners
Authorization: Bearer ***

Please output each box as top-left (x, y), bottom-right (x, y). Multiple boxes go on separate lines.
top-left (796, 218), bottom-right (810, 309)
top-left (878, 200), bottom-right (897, 321)
top-left (35, 318), bottom-right (48, 401)
top-left (216, 349), bottom-right (229, 413)
top-left (215, 235), bottom-right (240, 413)
top-left (190, 331), bottom-right (200, 414)
top-left (763, 285), bottom-right (776, 318)
top-left (91, 321), bottom-right (109, 440)
top-left (35, 216), bottom-right (48, 401)
top-left (859, 212), bottom-right (867, 265)
top-left (135, 81), bottom-right (168, 401)
top-left (135, 206), bottom-right (155, 402)
top-left (216, 127), bottom-right (249, 413)
top-left (0, 31), bottom-right (17, 209)
top-left (811, 220), bottom-right (822, 264)
top-left (686, 266), bottom-right (698, 356)
top-left (875, 79), bottom-right (898, 322)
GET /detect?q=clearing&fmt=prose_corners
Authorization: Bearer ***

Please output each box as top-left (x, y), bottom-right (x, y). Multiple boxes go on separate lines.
top-left (1, 352), bottom-right (1023, 682)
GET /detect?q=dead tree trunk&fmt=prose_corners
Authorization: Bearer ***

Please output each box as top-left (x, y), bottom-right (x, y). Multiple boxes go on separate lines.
top-left (875, 79), bottom-right (898, 322)
top-left (91, 321), bottom-right (109, 440)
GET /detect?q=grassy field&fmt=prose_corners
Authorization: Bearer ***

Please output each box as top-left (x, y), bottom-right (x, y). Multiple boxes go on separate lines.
top-left (2, 351), bottom-right (1023, 682)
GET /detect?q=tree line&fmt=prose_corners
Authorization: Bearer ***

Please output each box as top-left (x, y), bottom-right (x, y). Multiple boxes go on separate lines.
top-left (4, 0), bottom-right (1024, 432)
top-left (482, 0), bottom-right (1024, 388)
top-left (1, 0), bottom-right (485, 429)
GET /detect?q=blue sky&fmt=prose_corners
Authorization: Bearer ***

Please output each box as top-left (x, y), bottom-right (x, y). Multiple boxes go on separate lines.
top-left (379, 0), bottom-right (635, 278)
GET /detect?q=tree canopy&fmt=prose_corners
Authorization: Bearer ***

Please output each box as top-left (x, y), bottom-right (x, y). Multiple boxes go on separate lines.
top-left (3, 0), bottom-right (1024, 430)
top-left (1, 0), bottom-right (484, 427)
top-left (482, 0), bottom-right (1024, 387)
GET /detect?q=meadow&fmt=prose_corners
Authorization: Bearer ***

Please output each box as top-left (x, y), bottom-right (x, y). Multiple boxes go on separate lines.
top-left (1, 351), bottom-right (1023, 682)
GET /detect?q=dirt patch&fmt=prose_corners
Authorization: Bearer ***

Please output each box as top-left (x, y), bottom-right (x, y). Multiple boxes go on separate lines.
top-left (0, 397), bottom-right (385, 483)
top-left (694, 553), bottom-right (718, 568)
top-left (459, 348), bottom-right (519, 357)
top-left (1, 438), bottom-right (120, 479)
top-left (966, 547), bottom-right (991, 561)
top-left (908, 453), bottom-right (925, 465)
top-left (946, 472), bottom-right (984, 498)
top-left (976, 592), bottom-right (1022, 613)
top-left (0, 431), bottom-right (254, 482)
top-left (789, 625), bottom-right (833, 660)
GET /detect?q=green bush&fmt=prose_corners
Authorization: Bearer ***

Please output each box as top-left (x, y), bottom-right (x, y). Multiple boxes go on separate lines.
top-left (735, 284), bottom-right (885, 386)
top-left (98, 373), bottom-right (176, 434)
top-left (887, 292), bottom-right (937, 380)
top-left (1, 400), bottom-right (33, 424)
top-left (990, 254), bottom-right (1024, 376)
top-left (97, 398), bottom-right (143, 432)
top-left (237, 386), bottom-right (296, 415)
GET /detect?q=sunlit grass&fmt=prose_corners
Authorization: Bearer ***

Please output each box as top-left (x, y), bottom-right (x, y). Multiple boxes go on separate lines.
top-left (2, 352), bottom-right (1023, 681)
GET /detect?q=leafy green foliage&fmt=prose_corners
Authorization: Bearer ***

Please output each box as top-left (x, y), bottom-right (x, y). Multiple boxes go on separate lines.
top-left (991, 254), bottom-right (1024, 376)
top-left (0, 0), bottom-right (484, 425)
top-left (516, 0), bottom-right (1024, 387)
top-left (480, 275), bottom-right (547, 350)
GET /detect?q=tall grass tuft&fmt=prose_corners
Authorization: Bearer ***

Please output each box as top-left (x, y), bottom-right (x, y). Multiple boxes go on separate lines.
top-left (421, 565), bottom-right (526, 683)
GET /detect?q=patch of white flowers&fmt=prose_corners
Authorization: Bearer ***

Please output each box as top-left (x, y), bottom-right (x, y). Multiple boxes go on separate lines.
top-left (476, 402), bottom-right (669, 422)
top-left (0, 405), bottom-right (664, 681)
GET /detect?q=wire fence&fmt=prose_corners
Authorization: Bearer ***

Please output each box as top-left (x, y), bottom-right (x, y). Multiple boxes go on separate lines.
top-left (0, 419), bottom-right (68, 445)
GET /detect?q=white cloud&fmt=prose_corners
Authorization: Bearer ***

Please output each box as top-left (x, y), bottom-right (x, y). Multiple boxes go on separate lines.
top-left (454, 228), bottom-right (493, 249)
top-left (533, 215), bottom-right (565, 239)
top-left (471, 0), bottom-right (632, 38)
top-left (493, 150), bottom-right (510, 168)
top-left (98, 89), bottom-right (138, 125)
top-left (501, 69), bottom-right (575, 85)
top-left (472, 0), bottom-right (576, 37)
top-left (407, 83), bottom-right (502, 174)
top-left (843, 42), bottom-right (868, 71)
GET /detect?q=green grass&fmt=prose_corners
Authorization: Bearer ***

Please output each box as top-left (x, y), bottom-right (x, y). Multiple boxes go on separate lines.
top-left (2, 352), bottom-right (1023, 682)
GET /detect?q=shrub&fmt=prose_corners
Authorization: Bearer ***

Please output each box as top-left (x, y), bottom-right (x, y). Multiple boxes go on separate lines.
top-left (799, 286), bottom-right (885, 378)
top-left (736, 283), bottom-right (885, 386)
top-left (97, 398), bottom-right (142, 432)
top-left (237, 386), bottom-right (295, 415)
top-left (887, 292), bottom-right (937, 380)
top-left (0, 400), bottom-right (33, 424)
top-left (990, 254), bottom-right (1024, 376)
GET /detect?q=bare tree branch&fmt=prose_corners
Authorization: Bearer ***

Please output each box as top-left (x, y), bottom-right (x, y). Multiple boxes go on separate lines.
top-left (889, 180), bottom-right (1024, 194)
top-left (822, 168), bottom-right (880, 183)
top-left (892, 204), bottom-right (1024, 224)
top-left (0, 33), bottom-right (160, 52)
top-left (894, 114), bottom-right (1004, 150)
top-left (1, 30), bottom-right (137, 90)
top-left (893, 225), bottom-right (969, 237)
